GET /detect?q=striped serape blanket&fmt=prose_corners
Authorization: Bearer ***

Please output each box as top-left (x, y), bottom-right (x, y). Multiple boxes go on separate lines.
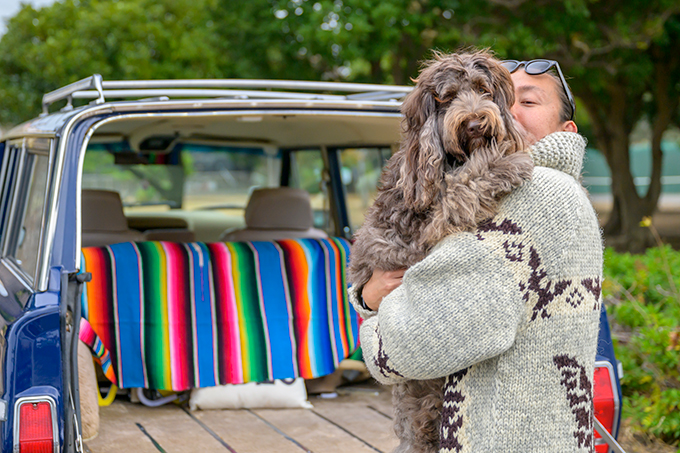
top-left (79, 317), bottom-right (117, 385)
top-left (79, 238), bottom-right (359, 392)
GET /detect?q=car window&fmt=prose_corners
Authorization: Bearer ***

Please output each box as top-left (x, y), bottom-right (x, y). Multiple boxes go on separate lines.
top-left (14, 152), bottom-right (50, 279)
top-left (287, 149), bottom-right (331, 232)
top-left (339, 147), bottom-right (391, 231)
top-left (0, 142), bottom-right (20, 241)
top-left (82, 143), bottom-right (281, 216)
top-left (182, 146), bottom-right (281, 213)
top-left (2, 139), bottom-right (52, 284)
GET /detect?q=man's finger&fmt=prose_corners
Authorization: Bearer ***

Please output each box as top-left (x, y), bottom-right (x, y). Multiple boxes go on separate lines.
top-left (387, 281), bottom-right (403, 290)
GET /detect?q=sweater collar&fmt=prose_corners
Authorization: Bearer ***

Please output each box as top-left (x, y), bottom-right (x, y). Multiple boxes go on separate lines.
top-left (530, 132), bottom-right (587, 180)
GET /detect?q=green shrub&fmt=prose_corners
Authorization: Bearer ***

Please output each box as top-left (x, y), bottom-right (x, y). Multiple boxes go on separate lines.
top-left (603, 245), bottom-right (680, 444)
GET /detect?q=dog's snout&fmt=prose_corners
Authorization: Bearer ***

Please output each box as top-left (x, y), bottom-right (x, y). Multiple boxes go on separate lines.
top-left (467, 120), bottom-right (482, 136)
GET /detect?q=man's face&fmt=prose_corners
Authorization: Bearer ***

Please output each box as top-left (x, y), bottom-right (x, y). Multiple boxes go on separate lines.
top-left (510, 70), bottom-right (575, 144)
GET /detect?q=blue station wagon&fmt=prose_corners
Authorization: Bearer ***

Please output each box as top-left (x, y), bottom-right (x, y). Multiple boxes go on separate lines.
top-left (0, 75), bottom-right (624, 452)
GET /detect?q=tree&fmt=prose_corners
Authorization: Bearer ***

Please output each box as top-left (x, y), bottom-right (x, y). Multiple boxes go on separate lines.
top-left (211, 0), bottom-right (496, 84)
top-left (479, 1), bottom-right (680, 252)
top-left (0, 0), bottom-right (221, 123)
top-left (224, 0), bottom-right (680, 252)
top-left (2, 0), bottom-right (679, 252)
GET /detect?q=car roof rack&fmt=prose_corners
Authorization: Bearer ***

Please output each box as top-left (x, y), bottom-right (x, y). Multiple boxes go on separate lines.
top-left (41, 74), bottom-right (413, 115)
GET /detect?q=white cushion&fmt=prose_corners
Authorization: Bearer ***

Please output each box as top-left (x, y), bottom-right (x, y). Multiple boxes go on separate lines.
top-left (189, 378), bottom-right (313, 410)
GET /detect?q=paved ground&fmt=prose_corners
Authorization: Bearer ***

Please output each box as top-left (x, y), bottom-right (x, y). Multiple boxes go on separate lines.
top-left (85, 379), bottom-right (678, 453)
top-left (85, 383), bottom-right (398, 453)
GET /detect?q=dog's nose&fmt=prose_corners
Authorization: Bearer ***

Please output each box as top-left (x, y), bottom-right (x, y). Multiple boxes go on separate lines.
top-left (467, 120), bottom-right (482, 136)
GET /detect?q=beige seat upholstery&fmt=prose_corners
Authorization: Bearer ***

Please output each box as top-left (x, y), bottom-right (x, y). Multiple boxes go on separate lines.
top-left (81, 190), bottom-right (145, 247)
top-left (220, 187), bottom-right (327, 242)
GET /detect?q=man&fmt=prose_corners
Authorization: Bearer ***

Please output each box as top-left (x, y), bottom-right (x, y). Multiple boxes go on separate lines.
top-left (353, 59), bottom-right (603, 452)
top-left (509, 60), bottom-right (578, 142)
top-left (362, 60), bottom-right (579, 309)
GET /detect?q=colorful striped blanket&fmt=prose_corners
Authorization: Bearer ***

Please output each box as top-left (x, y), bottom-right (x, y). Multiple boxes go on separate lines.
top-left (80, 238), bottom-right (359, 391)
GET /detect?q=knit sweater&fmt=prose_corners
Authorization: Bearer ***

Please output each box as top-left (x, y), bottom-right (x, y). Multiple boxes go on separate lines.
top-left (350, 132), bottom-right (603, 452)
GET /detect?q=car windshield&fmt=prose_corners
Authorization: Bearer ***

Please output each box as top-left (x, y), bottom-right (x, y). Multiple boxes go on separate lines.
top-left (82, 142), bottom-right (281, 214)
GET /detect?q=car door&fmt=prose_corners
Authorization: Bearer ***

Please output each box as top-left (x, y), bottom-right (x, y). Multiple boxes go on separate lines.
top-left (0, 137), bottom-right (72, 453)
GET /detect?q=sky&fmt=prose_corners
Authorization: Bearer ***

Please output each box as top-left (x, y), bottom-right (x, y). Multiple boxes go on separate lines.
top-left (0, 0), bottom-right (56, 35)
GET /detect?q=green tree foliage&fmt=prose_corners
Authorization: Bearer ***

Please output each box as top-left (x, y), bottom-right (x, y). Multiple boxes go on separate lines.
top-left (212, 0), bottom-right (471, 84)
top-left (0, 0), bottom-right (220, 122)
top-left (1, 0), bottom-right (680, 252)
top-left (478, 1), bottom-right (680, 252)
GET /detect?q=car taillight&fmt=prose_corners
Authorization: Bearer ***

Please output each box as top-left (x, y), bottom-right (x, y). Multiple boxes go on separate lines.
top-left (593, 361), bottom-right (620, 453)
top-left (14, 397), bottom-right (57, 453)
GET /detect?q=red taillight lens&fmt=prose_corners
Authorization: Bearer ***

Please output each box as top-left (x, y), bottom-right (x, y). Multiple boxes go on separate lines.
top-left (593, 364), bottom-right (615, 453)
top-left (18, 401), bottom-right (54, 453)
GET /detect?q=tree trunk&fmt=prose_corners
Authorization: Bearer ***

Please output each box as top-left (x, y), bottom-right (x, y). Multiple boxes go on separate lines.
top-left (581, 84), bottom-right (653, 253)
top-left (602, 131), bottom-right (654, 252)
top-left (647, 54), bottom-right (680, 208)
top-left (370, 59), bottom-right (383, 83)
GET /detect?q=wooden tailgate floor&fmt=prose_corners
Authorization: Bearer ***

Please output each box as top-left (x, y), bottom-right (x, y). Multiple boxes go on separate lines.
top-left (85, 384), bottom-right (398, 453)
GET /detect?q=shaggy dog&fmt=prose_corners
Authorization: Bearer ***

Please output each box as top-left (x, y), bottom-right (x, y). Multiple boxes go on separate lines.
top-left (349, 50), bottom-right (534, 452)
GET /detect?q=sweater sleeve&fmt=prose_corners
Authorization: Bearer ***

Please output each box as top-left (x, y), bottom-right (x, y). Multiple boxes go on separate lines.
top-left (348, 284), bottom-right (377, 320)
top-left (360, 232), bottom-right (524, 384)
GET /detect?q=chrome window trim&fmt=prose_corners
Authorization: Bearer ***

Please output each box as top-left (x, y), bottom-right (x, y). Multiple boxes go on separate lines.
top-left (1, 258), bottom-right (32, 291)
top-left (3, 141), bottom-right (54, 288)
top-left (0, 144), bottom-right (11, 201)
top-left (38, 102), bottom-right (402, 290)
top-left (3, 98), bottom-right (402, 141)
top-left (8, 154), bottom-right (37, 286)
top-left (2, 140), bottom-right (27, 258)
top-left (0, 142), bottom-right (21, 255)
top-left (37, 108), bottom-right (107, 291)
top-left (29, 141), bottom-right (55, 287)
top-left (12, 395), bottom-right (59, 453)
top-left (74, 124), bottom-right (100, 259)
top-left (593, 360), bottom-right (621, 447)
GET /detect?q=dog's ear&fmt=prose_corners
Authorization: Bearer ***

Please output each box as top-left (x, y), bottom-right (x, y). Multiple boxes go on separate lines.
top-left (488, 60), bottom-right (527, 154)
top-left (485, 58), bottom-right (514, 113)
top-left (398, 82), bottom-right (446, 211)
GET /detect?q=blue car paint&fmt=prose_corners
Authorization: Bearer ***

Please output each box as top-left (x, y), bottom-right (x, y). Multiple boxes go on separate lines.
top-left (0, 109), bottom-right (87, 451)
top-left (50, 115), bottom-right (109, 272)
top-left (1, 295), bottom-right (63, 453)
top-left (0, 110), bottom-right (140, 452)
top-left (596, 304), bottom-right (623, 437)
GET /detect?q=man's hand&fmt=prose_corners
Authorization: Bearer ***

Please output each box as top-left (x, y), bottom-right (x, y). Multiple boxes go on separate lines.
top-left (362, 269), bottom-right (406, 311)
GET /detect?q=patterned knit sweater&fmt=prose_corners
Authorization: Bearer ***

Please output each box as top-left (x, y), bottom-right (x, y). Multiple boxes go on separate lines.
top-left (350, 132), bottom-right (603, 452)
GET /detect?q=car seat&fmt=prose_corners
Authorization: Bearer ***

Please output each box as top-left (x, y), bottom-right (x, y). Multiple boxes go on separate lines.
top-left (220, 187), bottom-right (327, 241)
top-left (81, 189), bottom-right (145, 247)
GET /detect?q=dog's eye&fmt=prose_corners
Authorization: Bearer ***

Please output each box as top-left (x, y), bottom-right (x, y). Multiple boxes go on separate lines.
top-left (478, 87), bottom-right (488, 94)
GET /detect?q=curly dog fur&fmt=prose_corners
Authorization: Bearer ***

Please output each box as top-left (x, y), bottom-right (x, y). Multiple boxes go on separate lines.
top-left (349, 50), bottom-right (534, 452)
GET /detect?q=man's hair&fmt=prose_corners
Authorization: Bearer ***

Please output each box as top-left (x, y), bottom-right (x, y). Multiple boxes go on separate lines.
top-left (545, 71), bottom-right (573, 123)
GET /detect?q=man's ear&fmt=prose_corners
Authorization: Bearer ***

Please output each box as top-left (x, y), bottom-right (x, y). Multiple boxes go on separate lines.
top-left (561, 120), bottom-right (577, 133)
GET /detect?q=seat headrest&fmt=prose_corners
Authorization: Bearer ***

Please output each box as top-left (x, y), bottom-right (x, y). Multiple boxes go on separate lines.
top-left (81, 189), bottom-right (130, 232)
top-left (245, 188), bottom-right (314, 231)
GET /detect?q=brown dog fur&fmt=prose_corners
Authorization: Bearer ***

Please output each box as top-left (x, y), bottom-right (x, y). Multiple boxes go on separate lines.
top-left (349, 50), bottom-right (534, 452)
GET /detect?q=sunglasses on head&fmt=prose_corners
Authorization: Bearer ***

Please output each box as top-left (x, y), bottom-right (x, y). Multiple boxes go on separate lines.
top-left (500, 59), bottom-right (575, 121)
